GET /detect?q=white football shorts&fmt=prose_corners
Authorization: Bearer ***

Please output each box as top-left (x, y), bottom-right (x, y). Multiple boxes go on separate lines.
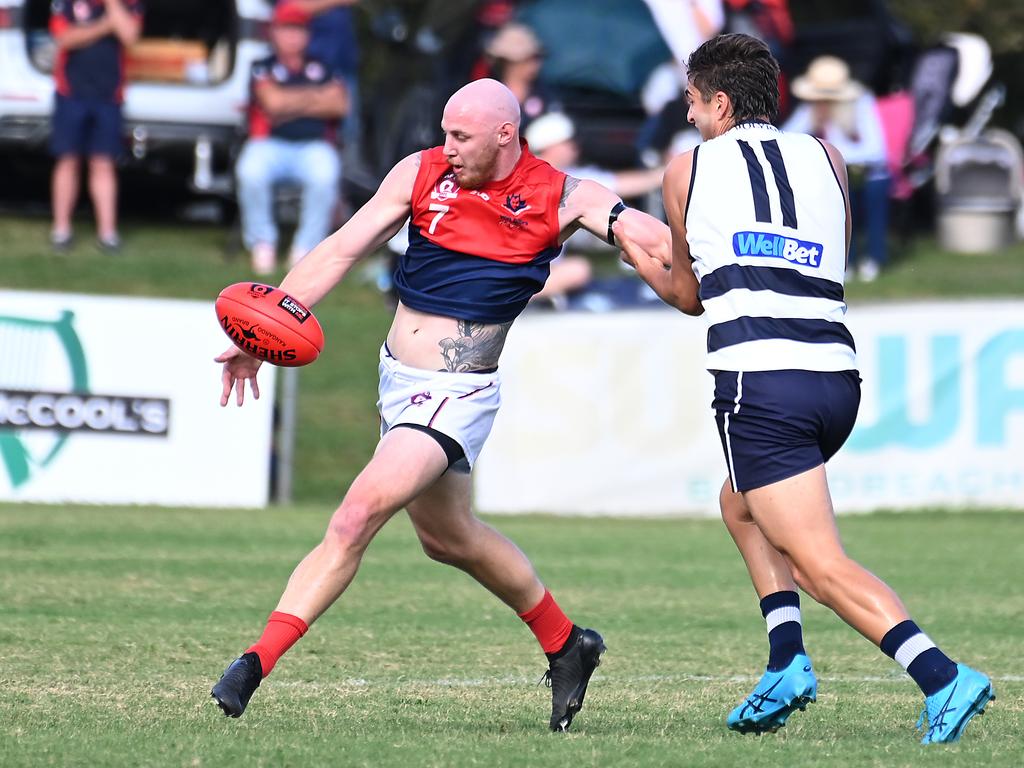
top-left (377, 344), bottom-right (501, 471)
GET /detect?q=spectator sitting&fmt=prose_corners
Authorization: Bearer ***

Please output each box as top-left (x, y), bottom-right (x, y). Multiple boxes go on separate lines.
top-left (271, 1), bottom-right (362, 148)
top-left (48, 0), bottom-right (143, 253)
top-left (784, 56), bottom-right (891, 282)
top-left (484, 22), bottom-right (559, 129)
top-left (525, 112), bottom-right (666, 305)
top-left (237, 2), bottom-right (348, 275)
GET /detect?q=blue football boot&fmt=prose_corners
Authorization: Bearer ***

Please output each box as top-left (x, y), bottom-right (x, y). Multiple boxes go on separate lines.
top-left (917, 664), bottom-right (994, 744)
top-left (727, 653), bottom-right (817, 734)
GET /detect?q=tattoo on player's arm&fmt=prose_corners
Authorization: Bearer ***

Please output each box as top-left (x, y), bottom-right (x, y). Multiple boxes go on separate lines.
top-left (438, 320), bottom-right (513, 372)
top-left (559, 176), bottom-right (581, 208)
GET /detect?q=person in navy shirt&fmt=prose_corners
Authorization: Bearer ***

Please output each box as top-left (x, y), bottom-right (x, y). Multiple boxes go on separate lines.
top-left (236, 2), bottom-right (348, 274)
top-left (271, 0), bottom-right (361, 146)
top-left (49, 0), bottom-right (142, 251)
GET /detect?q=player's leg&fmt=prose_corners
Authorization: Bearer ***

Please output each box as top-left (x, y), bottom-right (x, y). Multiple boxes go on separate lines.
top-left (745, 465), bottom-right (993, 743)
top-left (720, 477), bottom-right (816, 733)
top-left (211, 427), bottom-right (449, 717)
top-left (405, 465), bottom-right (605, 732)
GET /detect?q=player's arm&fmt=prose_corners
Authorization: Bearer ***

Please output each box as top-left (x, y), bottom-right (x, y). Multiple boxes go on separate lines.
top-left (819, 140), bottom-right (853, 262)
top-left (613, 151), bottom-right (703, 316)
top-left (556, 174), bottom-right (671, 264)
top-left (102, 0), bottom-right (142, 47)
top-left (216, 152), bottom-right (417, 406)
top-left (278, 152), bottom-right (419, 308)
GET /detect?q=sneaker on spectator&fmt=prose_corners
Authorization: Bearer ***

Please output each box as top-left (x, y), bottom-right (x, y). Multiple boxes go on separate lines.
top-left (251, 242), bottom-right (276, 275)
top-left (857, 259), bottom-right (880, 283)
top-left (51, 230), bottom-right (73, 252)
top-left (97, 233), bottom-right (121, 253)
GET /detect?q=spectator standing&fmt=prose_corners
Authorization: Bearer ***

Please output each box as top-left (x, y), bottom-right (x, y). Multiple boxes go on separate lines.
top-left (237, 2), bottom-right (348, 274)
top-left (49, 0), bottom-right (143, 252)
top-left (784, 56), bottom-right (891, 281)
top-left (638, 0), bottom-right (724, 164)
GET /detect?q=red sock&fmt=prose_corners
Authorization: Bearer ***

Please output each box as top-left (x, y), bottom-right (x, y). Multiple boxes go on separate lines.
top-left (246, 611), bottom-right (308, 678)
top-left (518, 590), bottom-right (574, 655)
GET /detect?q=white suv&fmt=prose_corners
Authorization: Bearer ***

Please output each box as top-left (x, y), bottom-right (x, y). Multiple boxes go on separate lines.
top-left (0, 0), bottom-right (271, 191)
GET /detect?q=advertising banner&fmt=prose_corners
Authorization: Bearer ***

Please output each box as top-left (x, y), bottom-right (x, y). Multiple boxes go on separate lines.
top-left (0, 290), bottom-right (276, 507)
top-left (474, 301), bottom-right (1023, 516)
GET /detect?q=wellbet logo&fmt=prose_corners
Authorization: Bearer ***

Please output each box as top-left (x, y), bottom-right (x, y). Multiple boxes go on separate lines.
top-left (732, 231), bottom-right (823, 267)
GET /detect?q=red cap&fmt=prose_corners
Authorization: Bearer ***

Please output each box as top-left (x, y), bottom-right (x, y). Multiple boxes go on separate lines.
top-left (272, 2), bottom-right (311, 27)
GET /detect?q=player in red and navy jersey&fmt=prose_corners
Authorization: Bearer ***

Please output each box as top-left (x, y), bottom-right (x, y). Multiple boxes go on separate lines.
top-left (49, 0), bottom-right (143, 252)
top-left (211, 78), bottom-right (671, 732)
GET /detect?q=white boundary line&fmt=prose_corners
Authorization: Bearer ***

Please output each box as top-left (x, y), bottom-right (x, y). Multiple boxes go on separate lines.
top-left (272, 673), bottom-right (1024, 689)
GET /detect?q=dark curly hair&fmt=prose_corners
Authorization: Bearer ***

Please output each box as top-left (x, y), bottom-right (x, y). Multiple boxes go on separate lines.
top-left (686, 33), bottom-right (780, 125)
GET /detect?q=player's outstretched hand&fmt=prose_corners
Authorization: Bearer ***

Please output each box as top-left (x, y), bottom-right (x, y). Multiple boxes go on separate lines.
top-left (215, 346), bottom-right (262, 407)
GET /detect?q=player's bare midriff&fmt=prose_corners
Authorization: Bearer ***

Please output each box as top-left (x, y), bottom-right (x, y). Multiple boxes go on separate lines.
top-left (385, 302), bottom-right (514, 373)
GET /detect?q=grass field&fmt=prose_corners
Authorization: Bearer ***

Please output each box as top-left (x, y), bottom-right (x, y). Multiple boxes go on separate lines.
top-left (1, 505), bottom-right (1021, 767)
top-left (2, 216), bottom-right (1023, 765)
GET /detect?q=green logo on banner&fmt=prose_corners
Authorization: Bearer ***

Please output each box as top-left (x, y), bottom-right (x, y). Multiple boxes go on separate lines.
top-left (0, 310), bottom-right (88, 488)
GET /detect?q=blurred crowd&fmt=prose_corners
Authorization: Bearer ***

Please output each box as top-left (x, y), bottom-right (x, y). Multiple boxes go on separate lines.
top-left (46, 0), bottom-right (1014, 299)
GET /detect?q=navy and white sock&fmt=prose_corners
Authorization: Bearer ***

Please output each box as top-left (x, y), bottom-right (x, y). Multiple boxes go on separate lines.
top-left (760, 591), bottom-right (805, 672)
top-left (880, 620), bottom-right (958, 696)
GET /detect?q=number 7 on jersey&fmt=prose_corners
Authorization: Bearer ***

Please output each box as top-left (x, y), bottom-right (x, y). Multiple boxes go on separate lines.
top-left (428, 203), bottom-right (449, 234)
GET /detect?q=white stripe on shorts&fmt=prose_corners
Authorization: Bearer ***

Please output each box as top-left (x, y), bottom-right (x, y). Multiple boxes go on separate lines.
top-left (765, 605), bottom-right (802, 634)
top-left (724, 372), bottom-right (744, 491)
top-left (724, 412), bottom-right (738, 492)
top-left (894, 632), bottom-right (937, 671)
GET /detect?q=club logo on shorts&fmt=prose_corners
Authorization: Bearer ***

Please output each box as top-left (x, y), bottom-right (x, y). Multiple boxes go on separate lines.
top-left (410, 392), bottom-right (432, 405)
top-left (247, 284), bottom-right (274, 299)
top-left (732, 231), bottom-right (823, 268)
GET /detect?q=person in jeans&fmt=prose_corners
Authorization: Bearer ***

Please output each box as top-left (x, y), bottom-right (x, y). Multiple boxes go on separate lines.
top-left (236, 2), bottom-right (348, 274)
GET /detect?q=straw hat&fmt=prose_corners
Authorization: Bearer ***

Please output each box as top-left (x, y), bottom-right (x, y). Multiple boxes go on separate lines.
top-left (486, 23), bottom-right (543, 62)
top-left (525, 112), bottom-right (575, 152)
top-left (791, 56), bottom-right (863, 102)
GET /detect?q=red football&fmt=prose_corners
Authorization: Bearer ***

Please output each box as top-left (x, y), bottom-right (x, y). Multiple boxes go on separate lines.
top-left (215, 282), bottom-right (324, 367)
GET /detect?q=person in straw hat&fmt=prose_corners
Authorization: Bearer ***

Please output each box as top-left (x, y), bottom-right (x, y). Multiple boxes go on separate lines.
top-left (785, 55), bottom-right (891, 282)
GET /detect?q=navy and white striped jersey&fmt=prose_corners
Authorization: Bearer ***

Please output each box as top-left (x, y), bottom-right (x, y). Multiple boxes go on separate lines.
top-left (685, 122), bottom-right (857, 372)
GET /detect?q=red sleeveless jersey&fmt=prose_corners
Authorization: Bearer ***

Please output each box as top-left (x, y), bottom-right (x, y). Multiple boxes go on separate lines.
top-left (394, 143), bottom-right (566, 324)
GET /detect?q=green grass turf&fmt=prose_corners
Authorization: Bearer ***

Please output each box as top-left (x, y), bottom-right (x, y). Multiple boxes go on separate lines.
top-left (1, 505), bottom-right (1021, 767)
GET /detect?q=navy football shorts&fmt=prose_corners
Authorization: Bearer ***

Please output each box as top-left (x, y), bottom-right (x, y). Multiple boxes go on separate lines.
top-left (712, 369), bottom-right (861, 492)
top-left (50, 94), bottom-right (123, 158)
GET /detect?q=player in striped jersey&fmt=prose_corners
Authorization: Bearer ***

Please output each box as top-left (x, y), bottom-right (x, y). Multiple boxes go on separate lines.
top-left (616, 34), bottom-right (993, 744)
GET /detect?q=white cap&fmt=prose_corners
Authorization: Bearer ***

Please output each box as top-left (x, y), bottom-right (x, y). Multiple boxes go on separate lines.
top-left (525, 112), bottom-right (575, 153)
